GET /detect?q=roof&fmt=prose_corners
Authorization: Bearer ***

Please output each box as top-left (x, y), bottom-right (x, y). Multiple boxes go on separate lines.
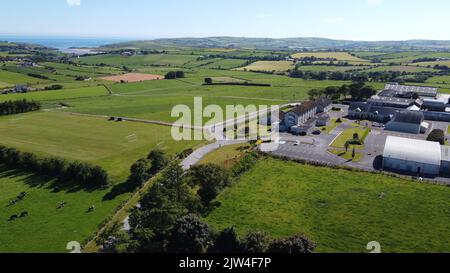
top-left (383, 136), bottom-right (441, 166)
top-left (348, 102), bottom-right (398, 117)
top-left (316, 97), bottom-right (332, 107)
top-left (291, 101), bottom-right (317, 116)
top-left (391, 111), bottom-right (424, 124)
top-left (368, 96), bottom-right (414, 107)
top-left (384, 84), bottom-right (438, 96)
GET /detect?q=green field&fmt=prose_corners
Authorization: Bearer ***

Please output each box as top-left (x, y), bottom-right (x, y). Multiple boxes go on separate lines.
top-left (0, 111), bottom-right (203, 252)
top-left (364, 65), bottom-right (438, 73)
top-left (0, 86), bottom-right (109, 103)
top-left (198, 143), bottom-right (251, 169)
top-left (206, 158), bottom-right (450, 253)
top-left (76, 53), bottom-right (199, 68)
top-left (0, 69), bottom-right (46, 86)
top-left (297, 65), bottom-right (371, 72)
top-left (0, 111), bottom-right (202, 181)
top-left (236, 61), bottom-right (295, 72)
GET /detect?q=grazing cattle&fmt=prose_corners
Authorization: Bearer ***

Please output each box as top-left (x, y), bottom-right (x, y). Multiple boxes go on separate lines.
top-left (9, 215), bottom-right (18, 221)
top-left (57, 202), bottom-right (67, 209)
top-left (87, 205), bottom-right (96, 213)
top-left (19, 212), bottom-right (29, 218)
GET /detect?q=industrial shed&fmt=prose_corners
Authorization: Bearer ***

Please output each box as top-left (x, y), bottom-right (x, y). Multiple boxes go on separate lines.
top-left (385, 111), bottom-right (426, 134)
top-left (383, 136), bottom-right (441, 176)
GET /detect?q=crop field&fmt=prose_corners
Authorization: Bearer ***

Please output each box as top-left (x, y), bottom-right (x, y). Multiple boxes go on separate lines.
top-left (292, 52), bottom-right (369, 62)
top-left (413, 60), bottom-right (450, 67)
top-left (297, 65), bottom-right (371, 72)
top-left (236, 61), bottom-right (295, 72)
top-left (100, 73), bottom-right (164, 83)
top-left (206, 158), bottom-right (450, 253)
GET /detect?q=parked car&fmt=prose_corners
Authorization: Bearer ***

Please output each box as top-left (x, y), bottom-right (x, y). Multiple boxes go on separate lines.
top-left (312, 130), bottom-right (321, 135)
top-left (294, 140), bottom-right (300, 146)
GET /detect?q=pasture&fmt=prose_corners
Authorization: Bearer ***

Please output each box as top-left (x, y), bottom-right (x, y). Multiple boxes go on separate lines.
top-left (206, 158), bottom-right (450, 253)
top-left (100, 73), bottom-right (164, 83)
top-left (0, 86), bottom-right (109, 103)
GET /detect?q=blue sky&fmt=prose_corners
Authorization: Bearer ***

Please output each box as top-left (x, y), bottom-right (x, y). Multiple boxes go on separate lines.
top-left (1, 0), bottom-right (449, 41)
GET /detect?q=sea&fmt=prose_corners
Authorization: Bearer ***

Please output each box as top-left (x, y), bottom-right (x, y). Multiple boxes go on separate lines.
top-left (0, 35), bottom-right (132, 53)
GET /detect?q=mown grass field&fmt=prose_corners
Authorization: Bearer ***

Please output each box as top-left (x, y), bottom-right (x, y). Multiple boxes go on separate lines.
top-left (0, 111), bottom-right (202, 181)
top-left (236, 61), bottom-right (295, 72)
top-left (292, 52), bottom-right (369, 62)
top-left (206, 158), bottom-right (450, 253)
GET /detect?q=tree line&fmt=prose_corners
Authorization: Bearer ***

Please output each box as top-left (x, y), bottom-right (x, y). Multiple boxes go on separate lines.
top-left (289, 68), bottom-right (442, 83)
top-left (0, 145), bottom-right (109, 188)
top-left (308, 82), bottom-right (377, 102)
top-left (0, 99), bottom-right (41, 116)
top-left (99, 153), bottom-right (315, 253)
top-left (164, 71), bottom-right (185, 80)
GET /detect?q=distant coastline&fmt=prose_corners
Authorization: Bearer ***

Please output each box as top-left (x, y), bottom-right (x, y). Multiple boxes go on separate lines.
top-left (0, 35), bottom-right (130, 52)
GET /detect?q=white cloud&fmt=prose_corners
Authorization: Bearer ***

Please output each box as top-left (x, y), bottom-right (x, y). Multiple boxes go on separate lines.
top-left (323, 18), bottom-right (343, 24)
top-left (67, 0), bottom-right (81, 6)
top-left (367, 0), bottom-right (382, 6)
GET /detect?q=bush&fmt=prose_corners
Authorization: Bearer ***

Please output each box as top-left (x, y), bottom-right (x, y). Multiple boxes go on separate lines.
top-left (427, 129), bottom-right (445, 145)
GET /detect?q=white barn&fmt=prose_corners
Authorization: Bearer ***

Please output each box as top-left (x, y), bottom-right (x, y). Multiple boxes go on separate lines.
top-left (383, 136), bottom-right (441, 176)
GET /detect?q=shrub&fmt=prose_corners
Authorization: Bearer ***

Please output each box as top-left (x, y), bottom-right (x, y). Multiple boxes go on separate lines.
top-left (427, 129), bottom-right (445, 145)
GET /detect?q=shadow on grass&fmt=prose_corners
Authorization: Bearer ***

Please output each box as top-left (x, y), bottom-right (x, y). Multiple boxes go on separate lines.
top-left (0, 165), bottom-right (105, 194)
top-left (102, 180), bottom-right (137, 201)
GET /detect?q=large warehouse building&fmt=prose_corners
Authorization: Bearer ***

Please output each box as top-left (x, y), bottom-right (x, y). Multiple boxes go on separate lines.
top-left (383, 136), bottom-right (442, 176)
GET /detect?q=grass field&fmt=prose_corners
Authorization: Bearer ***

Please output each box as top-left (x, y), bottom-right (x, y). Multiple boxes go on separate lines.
top-left (0, 167), bottom-right (130, 253)
top-left (0, 86), bottom-right (109, 103)
top-left (297, 65), bottom-right (371, 72)
top-left (0, 111), bottom-right (203, 252)
top-left (206, 158), bottom-right (450, 253)
top-left (0, 69), bottom-right (46, 86)
top-left (364, 65), bottom-right (438, 73)
top-left (0, 111), bottom-right (202, 181)
top-left (75, 53), bottom-right (199, 68)
top-left (236, 61), bottom-right (295, 72)
top-left (328, 149), bottom-right (363, 162)
top-left (198, 143), bottom-right (251, 169)
top-left (292, 52), bottom-right (369, 62)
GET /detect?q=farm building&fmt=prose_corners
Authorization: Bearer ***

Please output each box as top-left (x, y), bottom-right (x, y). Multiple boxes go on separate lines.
top-left (383, 83), bottom-right (438, 98)
top-left (383, 136), bottom-right (442, 176)
top-left (367, 96), bottom-right (421, 109)
top-left (385, 111), bottom-right (427, 134)
top-left (348, 102), bottom-right (397, 123)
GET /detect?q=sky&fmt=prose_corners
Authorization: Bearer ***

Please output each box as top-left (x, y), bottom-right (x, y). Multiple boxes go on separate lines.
top-left (0, 0), bottom-right (449, 41)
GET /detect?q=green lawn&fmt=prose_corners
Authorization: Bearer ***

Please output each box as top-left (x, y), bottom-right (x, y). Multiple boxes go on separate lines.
top-left (206, 158), bottom-right (450, 253)
top-left (328, 149), bottom-right (363, 162)
top-left (331, 127), bottom-right (370, 150)
top-left (0, 69), bottom-right (45, 85)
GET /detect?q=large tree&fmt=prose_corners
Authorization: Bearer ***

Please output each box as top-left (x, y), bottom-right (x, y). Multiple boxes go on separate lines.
top-left (167, 214), bottom-right (212, 253)
top-left (268, 235), bottom-right (315, 253)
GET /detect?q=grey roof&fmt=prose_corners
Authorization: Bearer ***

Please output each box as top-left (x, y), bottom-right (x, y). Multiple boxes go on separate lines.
top-left (391, 111), bottom-right (424, 124)
top-left (316, 97), bottom-right (332, 107)
top-left (368, 96), bottom-right (414, 107)
top-left (348, 102), bottom-right (398, 117)
top-left (384, 84), bottom-right (438, 96)
top-left (291, 101), bottom-right (317, 116)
